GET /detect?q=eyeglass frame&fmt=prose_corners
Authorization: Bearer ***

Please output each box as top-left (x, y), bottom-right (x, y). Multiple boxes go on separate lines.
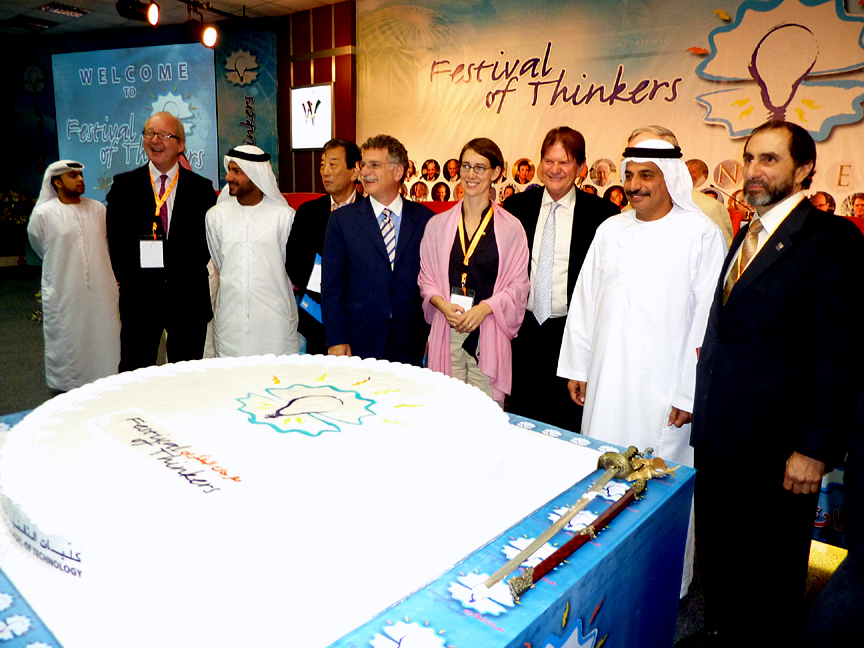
top-left (460, 162), bottom-right (491, 175)
top-left (142, 129), bottom-right (180, 142)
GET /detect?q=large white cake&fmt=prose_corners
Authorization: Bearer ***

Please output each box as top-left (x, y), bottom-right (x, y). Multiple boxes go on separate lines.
top-left (0, 355), bottom-right (600, 647)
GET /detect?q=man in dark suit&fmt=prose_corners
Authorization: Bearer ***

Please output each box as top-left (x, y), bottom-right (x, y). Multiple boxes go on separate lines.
top-left (286, 138), bottom-right (361, 355)
top-left (106, 111), bottom-right (216, 371)
top-left (687, 121), bottom-right (864, 646)
top-left (503, 127), bottom-right (618, 430)
top-left (322, 135), bottom-right (433, 366)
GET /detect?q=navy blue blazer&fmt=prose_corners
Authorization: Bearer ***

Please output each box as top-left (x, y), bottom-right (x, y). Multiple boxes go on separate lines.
top-left (321, 197), bottom-right (434, 365)
top-left (691, 200), bottom-right (864, 471)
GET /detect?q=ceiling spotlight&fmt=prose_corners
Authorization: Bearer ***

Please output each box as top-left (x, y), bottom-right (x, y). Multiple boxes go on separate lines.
top-left (202, 24), bottom-right (218, 47)
top-left (115, 1), bottom-right (159, 26)
top-left (183, 20), bottom-right (218, 48)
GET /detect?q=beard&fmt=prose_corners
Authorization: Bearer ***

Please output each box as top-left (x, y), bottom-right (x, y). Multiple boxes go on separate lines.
top-left (744, 175), bottom-right (794, 207)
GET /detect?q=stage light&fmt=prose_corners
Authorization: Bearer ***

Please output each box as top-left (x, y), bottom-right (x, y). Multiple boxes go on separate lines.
top-left (202, 25), bottom-right (218, 47)
top-left (147, 2), bottom-right (159, 26)
top-left (115, 1), bottom-right (159, 25)
top-left (184, 19), bottom-right (219, 48)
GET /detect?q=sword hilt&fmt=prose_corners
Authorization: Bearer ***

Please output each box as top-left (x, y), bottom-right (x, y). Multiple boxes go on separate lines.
top-left (597, 445), bottom-right (639, 478)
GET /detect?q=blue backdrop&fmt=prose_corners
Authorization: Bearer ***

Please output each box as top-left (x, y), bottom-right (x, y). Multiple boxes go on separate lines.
top-left (52, 43), bottom-right (219, 200)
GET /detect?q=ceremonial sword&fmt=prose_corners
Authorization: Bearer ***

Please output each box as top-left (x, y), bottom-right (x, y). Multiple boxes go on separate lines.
top-left (483, 445), bottom-right (648, 589)
top-left (507, 480), bottom-right (645, 601)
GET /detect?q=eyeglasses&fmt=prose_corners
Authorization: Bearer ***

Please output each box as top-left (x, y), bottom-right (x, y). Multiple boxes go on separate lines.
top-left (142, 130), bottom-right (179, 141)
top-left (460, 163), bottom-right (490, 175)
top-left (359, 161), bottom-right (395, 171)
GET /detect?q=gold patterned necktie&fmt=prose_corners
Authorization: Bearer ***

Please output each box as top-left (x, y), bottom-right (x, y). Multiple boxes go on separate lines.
top-left (723, 217), bottom-right (763, 305)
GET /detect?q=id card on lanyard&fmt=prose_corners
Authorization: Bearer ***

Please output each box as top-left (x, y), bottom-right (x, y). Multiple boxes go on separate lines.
top-left (140, 222), bottom-right (164, 268)
top-left (450, 205), bottom-right (493, 309)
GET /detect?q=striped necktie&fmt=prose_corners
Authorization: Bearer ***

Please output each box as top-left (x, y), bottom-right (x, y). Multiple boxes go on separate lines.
top-left (380, 208), bottom-right (396, 269)
top-left (723, 217), bottom-right (763, 305)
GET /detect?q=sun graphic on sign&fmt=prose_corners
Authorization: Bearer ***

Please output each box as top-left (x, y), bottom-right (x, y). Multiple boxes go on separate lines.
top-left (225, 50), bottom-right (260, 86)
top-left (150, 91), bottom-right (196, 136)
top-left (237, 384), bottom-right (376, 436)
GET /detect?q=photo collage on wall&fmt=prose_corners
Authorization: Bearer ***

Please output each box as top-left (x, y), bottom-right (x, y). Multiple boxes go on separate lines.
top-left (402, 155), bottom-right (545, 204)
top-left (396, 155), bottom-right (634, 206)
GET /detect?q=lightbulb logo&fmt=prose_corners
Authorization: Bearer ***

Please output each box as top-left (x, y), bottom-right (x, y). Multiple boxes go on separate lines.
top-left (694, 0), bottom-right (864, 141)
top-left (23, 65), bottom-right (45, 94)
top-left (225, 50), bottom-right (260, 86)
top-left (237, 384), bottom-right (376, 436)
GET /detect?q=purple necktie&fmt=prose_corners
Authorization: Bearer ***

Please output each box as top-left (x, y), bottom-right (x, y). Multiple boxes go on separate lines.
top-left (159, 174), bottom-right (169, 236)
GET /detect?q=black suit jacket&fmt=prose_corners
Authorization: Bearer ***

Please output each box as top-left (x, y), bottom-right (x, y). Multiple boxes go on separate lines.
top-left (692, 200), bottom-right (864, 470)
top-left (106, 165), bottom-right (216, 322)
top-left (285, 192), bottom-right (360, 296)
top-left (503, 185), bottom-right (619, 307)
top-left (321, 197), bottom-right (434, 365)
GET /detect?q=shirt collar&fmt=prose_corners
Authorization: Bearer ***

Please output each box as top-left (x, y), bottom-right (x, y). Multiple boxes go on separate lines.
top-left (369, 194), bottom-right (403, 218)
top-left (541, 185), bottom-right (576, 211)
top-left (330, 191), bottom-right (357, 210)
top-left (754, 190), bottom-right (804, 238)
top-left (149, 161), bottom-right (179, 182)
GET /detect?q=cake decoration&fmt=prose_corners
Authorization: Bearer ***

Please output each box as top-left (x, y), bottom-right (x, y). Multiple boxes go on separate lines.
top-left (0, 355), bottom-right (602, 648)
top-left (238, 383), bottom-right (376, 435)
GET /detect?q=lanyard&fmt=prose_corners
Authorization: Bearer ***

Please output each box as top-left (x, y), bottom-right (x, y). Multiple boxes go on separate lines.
top-left (149, 171), bottom-right (179, 218)
top-left (457, 204), bottom-right (493, 294)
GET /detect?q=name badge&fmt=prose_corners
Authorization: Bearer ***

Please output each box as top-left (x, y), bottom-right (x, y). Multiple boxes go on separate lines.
top-left (306, 253), bottom-right (323, 294)
top-left (139, 237), bottom-right (164, 268)
top-left (450, 286), bottom-right (475, 311)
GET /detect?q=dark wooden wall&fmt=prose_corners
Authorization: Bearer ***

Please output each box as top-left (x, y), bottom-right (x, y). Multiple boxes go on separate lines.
top-left (278, 0), bottom-right (357, 192)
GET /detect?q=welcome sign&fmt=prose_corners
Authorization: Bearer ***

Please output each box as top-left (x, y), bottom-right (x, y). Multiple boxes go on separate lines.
top-left (52, 43), bottom-right (219, 200)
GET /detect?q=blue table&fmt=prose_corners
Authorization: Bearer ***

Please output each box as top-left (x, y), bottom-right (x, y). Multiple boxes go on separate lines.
top-left (1, 410), bottom-right (693, 648)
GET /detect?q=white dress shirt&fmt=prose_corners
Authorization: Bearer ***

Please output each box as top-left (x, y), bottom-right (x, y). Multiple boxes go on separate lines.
top-left (527, 186), bottom-right (575, 318)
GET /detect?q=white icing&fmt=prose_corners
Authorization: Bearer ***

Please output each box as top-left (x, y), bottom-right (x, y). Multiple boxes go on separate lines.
top-left (0, 355), bottom-right (600, 647)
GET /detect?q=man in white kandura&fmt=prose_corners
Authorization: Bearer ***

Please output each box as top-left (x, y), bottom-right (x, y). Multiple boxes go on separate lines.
top-left (205, 145), bottom-right (300, 357)
top-left (27, 160), bottom-right (120, 391)
top-left (557, 135), bottom-right (725, 596)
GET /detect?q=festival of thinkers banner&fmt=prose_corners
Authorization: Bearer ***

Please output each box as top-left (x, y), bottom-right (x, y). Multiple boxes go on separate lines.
top-left (215, 30), bottom-right (279, 184)
top-left (357, 0), bottom-right (864, 213)
top-left (52, 43), bottom-right (219, 199)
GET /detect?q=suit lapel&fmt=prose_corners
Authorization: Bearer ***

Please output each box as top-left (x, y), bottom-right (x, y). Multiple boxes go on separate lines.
top-left (357, 198), bottom-right (391, 263)
top-left (524, 190), bottom-right (544, 254)
top-left (724, 200), bottom-right (809, 310)
top-left (168, 167), bottom-right (189, 238)
top-left (394, 203), bottom-right (417, 267)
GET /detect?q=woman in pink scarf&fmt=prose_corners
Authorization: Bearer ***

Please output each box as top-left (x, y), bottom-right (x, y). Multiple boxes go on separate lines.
top-left (419, 138), bottom-right (530, 402)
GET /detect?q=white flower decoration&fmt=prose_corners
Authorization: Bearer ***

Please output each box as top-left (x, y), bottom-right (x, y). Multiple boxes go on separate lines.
top-left (541, 428), bottom-right (563, 438)
top-left (0, 594), bottom-right (11, 612)
top-left (369, 620), bottom-right (445, 648)
top-left (548, 506), bottom-right (598, 533)
top-left (596, 445), bottom-right (619, 454)
top-left (502, 536), bottom-right (556, 568)
top-left (0, 614), bottom-right (31, 640)
top-left (569, 436), bottom-right (591, 446)
top-left (26, 643), bottom-right (54, 648)
top-left (514, 421), bottom-right (536, 430)
top-left (600, 481), bottom-right (629, 502)
top-left (447, 572), bottom-right (514, 615)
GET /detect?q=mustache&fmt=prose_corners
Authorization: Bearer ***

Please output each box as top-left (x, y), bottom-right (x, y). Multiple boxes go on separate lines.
top-left (625, 190), bottom-right (650, 197)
